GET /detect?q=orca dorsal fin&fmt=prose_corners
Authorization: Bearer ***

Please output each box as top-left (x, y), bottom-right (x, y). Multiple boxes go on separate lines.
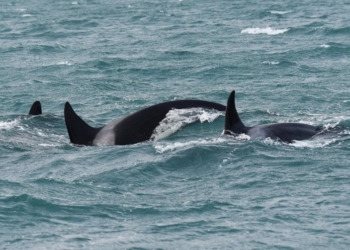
top-left (64, 102), bottom-right (101, 146)
top-left (225, 90), bottom-right (247, 134)
top-left (28, 101), bottom-right (42, 115)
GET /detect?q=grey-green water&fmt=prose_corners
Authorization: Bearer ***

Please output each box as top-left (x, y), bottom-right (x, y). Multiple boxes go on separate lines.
top-left (1, 0), bottom-right (350, 249)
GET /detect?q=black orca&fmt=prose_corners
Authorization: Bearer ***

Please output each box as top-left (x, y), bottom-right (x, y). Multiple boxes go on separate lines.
top-left (224, 90), bottom-right (321, 143)
top-left (28, 101), bottom-right (42, 115)
top-left (64, 100), bottom-right (225, 146)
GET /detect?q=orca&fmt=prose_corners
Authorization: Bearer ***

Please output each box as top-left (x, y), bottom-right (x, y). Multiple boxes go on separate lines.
top-left (28, 101), bottom-right (42, 115)
top-left (224, 90), bottom-right (321, 143)
top-left (64, 100), bottom-right (225, 146)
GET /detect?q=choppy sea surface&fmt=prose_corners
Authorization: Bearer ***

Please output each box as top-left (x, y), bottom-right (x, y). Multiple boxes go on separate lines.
top-left (1, 0), bottom-right (350, 249)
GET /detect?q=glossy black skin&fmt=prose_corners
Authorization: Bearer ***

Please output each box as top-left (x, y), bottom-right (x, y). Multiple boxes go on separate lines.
top-left (65, 100), bottom-right (226, 146)
top-left (28, 101), bottom-right (42, 115)
top-left (224, 90), bottom-right (320, 143)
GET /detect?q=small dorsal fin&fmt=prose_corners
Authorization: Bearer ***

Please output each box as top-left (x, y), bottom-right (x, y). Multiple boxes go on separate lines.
top-left (225, 90), bottom-right (247, 134)
top-left (64, 102), bottom-right (101, 145)
top-left (28, 101), bottom-right (42, 115)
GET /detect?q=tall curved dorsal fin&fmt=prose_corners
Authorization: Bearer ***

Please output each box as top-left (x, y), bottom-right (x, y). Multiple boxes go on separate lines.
top-left (28, 101), bottom-right (42, 115)
top-left (64, 102), bottom-right (101, 146)
top-left (225, 90), bottom-right (247, 134)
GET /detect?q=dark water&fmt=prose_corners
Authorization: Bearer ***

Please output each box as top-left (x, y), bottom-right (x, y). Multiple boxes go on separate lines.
top-left (1, 0), bottom-right (350, 249)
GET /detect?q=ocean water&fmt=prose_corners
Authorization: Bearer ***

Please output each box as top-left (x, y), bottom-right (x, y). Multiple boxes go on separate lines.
top-left (1, 0), bottom-right (350, 249)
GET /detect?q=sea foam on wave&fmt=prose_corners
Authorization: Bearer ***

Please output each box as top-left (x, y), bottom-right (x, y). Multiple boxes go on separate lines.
top-left (154, 138), bottom-right (227, 153)
top-left (263, 61), bottom-right (280, 65)
top-left (241, 27), bottom-right (288, 35)
top-left (0, 119), bottom-right (19, 130)
top-left (291, 138), bottom-right (337, 148)
top-left (151, 108), bottom-right (223, 141)
top-left (270, 11), bottom-right (292, 15)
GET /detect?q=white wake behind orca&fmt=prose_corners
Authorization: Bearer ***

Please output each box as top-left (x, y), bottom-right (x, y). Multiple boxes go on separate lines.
top-left (64, 100), bottom-right (225, 146)
top-left (224, 90), bottom-right (321, 143)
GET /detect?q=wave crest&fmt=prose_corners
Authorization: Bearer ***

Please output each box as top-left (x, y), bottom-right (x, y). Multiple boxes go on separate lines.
top-left (154, 138), bottom-right (227, 153)
top-left (0, 119), bottom-right (19, 130)
top-left (151, 108), bottom-right (222, 141)
top-left (241, 27), bottom-right (289, 35)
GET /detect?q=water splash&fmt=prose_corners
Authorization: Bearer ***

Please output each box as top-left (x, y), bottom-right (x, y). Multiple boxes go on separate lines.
top-left (151, 108), bottom-right (222, 141)
top-left (0, 119), bottom-right (19, 130)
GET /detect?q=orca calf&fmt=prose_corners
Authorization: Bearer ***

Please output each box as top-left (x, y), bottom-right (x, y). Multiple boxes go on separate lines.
top-left (224, 90), bottom-right (321, 143)
top-left (28, 101), bottom-right (42, 115)
top-left (65, 100), bottom-right (225, 146)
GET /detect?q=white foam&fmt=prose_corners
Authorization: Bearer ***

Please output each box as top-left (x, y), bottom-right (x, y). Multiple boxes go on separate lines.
top-left (321, 44), bottom-right (330, 48)
top-left (266, 109), bottom-right (279, 115)
top-left (151, 108), bottom-right (222, 141)
top-left (154, 137), bottom-right (227, 153)
top-left (235, 133), bottom-right (251, 141)
top-left (319, 115), bottom-right (348, 130)
top-left (291, 138), bottom-right (337, 148)
top-left (339, 130), bottom-right (350, 135)
top-left (261, 135), bottom-right (336, 148)
top-left (323, 122), bottom-right (339, 130)
top-left (263, 61), bottom-right (280, 65)
top-left (22, 14), bottom-right (32, 17)
top-left (270, 11), bottom-right (292, 15)
top-left (0, 120), bottom-right (19, 130)
top-left (71, 1), bottom-right (78, 5)
top-left (241, 27), bottom-right (289, 35)
top-left (263, 137), bottom-right (282, 146)
top-left (39, 143), bottom-right (58, 147)
top-left (57, 61), bottom-right (73, 66)
top-left (283, 119), bottom-right (315, 126)
top-left (223, 131), bottom-right (251, 141)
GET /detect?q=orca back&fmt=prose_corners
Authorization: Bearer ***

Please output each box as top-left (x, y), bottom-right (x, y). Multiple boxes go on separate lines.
top-left (224, 90), bottom-right (319, 143)
top-left (65, 99), bottom-right (225, 146)
top-left (113, 100), bottom-right (226, 145)
top-left (251, 123), bottom-right (319, 143)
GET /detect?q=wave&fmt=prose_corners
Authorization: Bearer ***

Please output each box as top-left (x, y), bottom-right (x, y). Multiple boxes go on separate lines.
top-left (56, 61), bottom-right (73, 66)
top-left (263, 61), bottom-right (280, 65)
top-left (151, 108), bottom-right (223, 141)
top-left (262, 60), bottom-right (296, 67)
top-left (291, 138), bottom-right (338, 148)
top-left (270, 11), bottom-right (292, 15)
top-left (154, 137), bottom-right (228, 153)
top-left (325, 26), bottom-right (350, 36)
top-left (0, 115), bottom-right (68, 151)
top-left (289, 25), bottom-right (350, 37)
top-left (241, 27), bottom-right (289, 35)
top-left (0, 119), bottom-right (19, 130)
top-left (285, 23), bottom-right (325, 36)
